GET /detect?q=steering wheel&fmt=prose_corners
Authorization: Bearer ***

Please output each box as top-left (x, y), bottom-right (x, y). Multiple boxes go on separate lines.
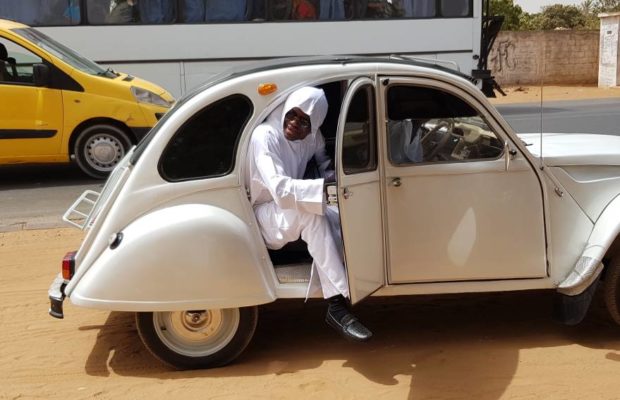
top-left (420, 119), bottom-right (454, 161)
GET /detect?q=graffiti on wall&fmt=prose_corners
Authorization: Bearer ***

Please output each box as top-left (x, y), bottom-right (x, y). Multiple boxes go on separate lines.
top-left (490, 40), bottom-right (516, 72)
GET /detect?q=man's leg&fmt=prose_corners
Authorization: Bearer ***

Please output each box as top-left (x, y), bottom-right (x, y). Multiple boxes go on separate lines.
top-left (255, 202), bottom-right (348, 298)
top-left (254, 203), bottom-right (372, 341)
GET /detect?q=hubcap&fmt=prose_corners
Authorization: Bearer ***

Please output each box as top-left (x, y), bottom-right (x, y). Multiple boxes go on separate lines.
top-left (153, 309), bottom-right (240, 357)
top-left (84, 133), bottom-right (125, 172)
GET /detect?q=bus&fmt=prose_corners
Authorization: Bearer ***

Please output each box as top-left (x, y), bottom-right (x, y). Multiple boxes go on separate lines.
top-left (0, 0), bottom-right (501, 98)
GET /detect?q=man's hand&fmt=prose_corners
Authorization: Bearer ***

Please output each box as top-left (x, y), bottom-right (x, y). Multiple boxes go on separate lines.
top-left (324, 170), bottom-right (336, 184)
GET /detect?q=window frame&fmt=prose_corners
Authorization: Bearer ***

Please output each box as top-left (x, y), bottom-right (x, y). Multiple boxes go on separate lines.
top-left (0, 36), bottom-right (44, 86)
top-left (341, 82), bottom-right (378, 175)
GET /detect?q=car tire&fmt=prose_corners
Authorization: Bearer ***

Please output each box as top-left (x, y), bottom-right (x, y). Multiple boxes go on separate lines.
top-left (604, 258), bottom-right (620, 325)
top-left (73, 124), bottom-right (132, 179)
top-left (136, 306), bottom-right (258, 370)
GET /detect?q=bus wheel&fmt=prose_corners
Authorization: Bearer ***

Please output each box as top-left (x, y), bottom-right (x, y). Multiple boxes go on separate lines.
top-left (604, 259), bottom-right (620, 325)
top-left (74, 124), bottom-right (132, 179)
top-left (136, 307), bottom-right (258, 370)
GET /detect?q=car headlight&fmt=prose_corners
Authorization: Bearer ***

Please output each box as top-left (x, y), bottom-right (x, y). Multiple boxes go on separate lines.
top-left (131, 86), bottom-right (173, 108)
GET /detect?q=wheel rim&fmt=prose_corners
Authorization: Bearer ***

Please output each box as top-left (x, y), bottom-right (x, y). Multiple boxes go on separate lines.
top-left (153, 309), bottom-right (240, 357)
top-left (83, 133), bottom-right (126, 173)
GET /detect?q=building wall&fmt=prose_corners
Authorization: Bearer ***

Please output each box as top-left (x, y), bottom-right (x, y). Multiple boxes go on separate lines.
top-left (489, 30), bottom-right (600, 86)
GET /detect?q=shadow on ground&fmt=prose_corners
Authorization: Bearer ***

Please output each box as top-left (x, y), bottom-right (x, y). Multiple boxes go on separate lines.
top-left (82, 290), bottom-right (620, 399)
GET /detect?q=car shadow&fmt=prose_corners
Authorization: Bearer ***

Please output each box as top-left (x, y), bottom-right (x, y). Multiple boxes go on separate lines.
top-left (83, 290), bottom-right (620, 399)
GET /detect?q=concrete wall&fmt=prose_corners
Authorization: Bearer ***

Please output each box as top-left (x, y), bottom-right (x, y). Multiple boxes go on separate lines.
top-left (489, 30), bottom-right (599, 86)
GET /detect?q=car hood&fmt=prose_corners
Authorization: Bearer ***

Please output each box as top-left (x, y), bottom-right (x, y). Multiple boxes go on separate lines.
top-left (517, 133), bottom-right (620, 166)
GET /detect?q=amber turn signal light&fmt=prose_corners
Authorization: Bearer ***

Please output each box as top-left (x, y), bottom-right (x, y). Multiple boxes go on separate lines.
top-left (258, 83), bottom-right (278, 96)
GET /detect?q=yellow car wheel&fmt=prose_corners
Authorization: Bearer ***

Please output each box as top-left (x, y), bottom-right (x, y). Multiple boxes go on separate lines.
top-left (74, 124), bottom-right (132, 179)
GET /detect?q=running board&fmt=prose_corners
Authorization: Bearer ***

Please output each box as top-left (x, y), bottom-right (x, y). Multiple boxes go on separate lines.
top-left (275, 263), bottom-right (311, 284)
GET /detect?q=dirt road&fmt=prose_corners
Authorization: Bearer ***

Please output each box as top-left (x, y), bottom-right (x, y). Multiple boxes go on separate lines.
top-left (3, 227), bottom-right (620, 400)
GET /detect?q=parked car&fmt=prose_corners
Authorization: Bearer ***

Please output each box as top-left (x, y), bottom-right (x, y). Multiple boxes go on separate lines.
top-left (0, 19), bottom-right (174, 178)
top-left (48, 55), bottom-right (620, 369)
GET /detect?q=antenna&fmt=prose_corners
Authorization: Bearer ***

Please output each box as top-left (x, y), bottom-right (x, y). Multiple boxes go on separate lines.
top-left (539, 37), bottom-right (545, 169)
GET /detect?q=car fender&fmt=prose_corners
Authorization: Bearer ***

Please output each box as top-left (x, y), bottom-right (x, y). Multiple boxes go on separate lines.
top-left (558, 194), bottom-right (620, 295)
top-left (70, 204), bottom-right (276, 311)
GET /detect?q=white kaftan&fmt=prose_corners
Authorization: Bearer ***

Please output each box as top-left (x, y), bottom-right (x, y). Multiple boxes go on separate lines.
top-left (245, 87), bottom-right (349, 299)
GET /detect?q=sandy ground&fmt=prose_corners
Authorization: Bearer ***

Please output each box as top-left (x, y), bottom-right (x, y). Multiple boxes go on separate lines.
top-left (489, 85), bottom-right (620, 105)
top-left (4, 86), bottom-right (620, 399)
top-left (3, 227), bottom-right (620, 400)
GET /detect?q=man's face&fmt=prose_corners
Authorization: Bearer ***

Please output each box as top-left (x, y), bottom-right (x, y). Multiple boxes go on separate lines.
top-left (283, 107), bottom-right (312, 141)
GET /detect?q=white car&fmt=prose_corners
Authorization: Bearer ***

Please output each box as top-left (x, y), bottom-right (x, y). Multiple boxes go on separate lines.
top-left (48, 56), bottom-right (620, 369)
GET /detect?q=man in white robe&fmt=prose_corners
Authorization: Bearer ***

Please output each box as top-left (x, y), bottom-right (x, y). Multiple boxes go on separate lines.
top-left (246, 86), bottom-right (372, 342)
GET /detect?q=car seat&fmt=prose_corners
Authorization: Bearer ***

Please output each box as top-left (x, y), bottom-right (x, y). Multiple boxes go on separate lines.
top-left (388, 119), bottom-right (423, 164)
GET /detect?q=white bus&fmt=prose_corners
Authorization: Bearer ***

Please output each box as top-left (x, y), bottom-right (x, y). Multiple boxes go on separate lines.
top-left (0, 0), bottom-right (500, 97)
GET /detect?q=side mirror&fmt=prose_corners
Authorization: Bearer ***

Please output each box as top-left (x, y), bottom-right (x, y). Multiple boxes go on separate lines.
top-left (33, 63), bottom-right (50, 87)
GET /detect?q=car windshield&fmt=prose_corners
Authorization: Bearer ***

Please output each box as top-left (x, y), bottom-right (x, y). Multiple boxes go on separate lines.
top-left (12, 27), bottom-right (116, 78)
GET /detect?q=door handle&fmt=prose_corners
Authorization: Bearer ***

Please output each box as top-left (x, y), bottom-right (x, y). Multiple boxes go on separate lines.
top-left (343, 187), bottom-right (353, 199)
top-left (390, 177), bottom-right (402, 187)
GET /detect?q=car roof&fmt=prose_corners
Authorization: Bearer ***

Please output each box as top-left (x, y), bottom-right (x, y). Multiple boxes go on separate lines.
top-left (0, 18), bottom-right (29, 31)
top-left (180, 55), bottom-right (477, 107)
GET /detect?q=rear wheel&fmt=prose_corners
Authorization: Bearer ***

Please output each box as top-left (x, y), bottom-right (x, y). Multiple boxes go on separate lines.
top-left (604, 259), bottom-right (620, 325)
top-left (73, 124), bottom-right (132, 179)
top-left (136, 307), bottom-right (258, 370)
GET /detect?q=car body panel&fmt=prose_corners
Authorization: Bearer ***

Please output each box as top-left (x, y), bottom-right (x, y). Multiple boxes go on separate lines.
top-left (70, 204), bottom-right (275, 310)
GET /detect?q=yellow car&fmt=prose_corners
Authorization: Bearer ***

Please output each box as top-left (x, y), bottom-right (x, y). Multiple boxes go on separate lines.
top-left (0, 19), bottom-right (174, 178)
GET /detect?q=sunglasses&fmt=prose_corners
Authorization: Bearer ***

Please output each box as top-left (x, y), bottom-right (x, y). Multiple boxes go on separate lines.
top-left (285, 109), bottom-right (311, 130)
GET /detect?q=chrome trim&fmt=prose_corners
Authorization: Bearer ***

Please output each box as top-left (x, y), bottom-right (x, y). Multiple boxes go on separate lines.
top-left (557, 256), bottom-right (603, 296)
top-left (48, 273), bottom-right (67, 319)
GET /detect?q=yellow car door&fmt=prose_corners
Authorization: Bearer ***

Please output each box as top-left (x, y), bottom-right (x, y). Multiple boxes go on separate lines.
top-left (0, 36), bottom-right (63, 163)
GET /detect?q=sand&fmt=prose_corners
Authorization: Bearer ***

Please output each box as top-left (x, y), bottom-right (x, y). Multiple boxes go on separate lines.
top-left (3, 227), bottom-right (620, 400)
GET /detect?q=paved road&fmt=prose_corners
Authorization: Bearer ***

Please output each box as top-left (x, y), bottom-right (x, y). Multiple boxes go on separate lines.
top-left (497, 98), bottom-right (620, 135)
top-left (0, 164), bottom-right (102, 232)
top-left (2, 97), bottom-right (620, 232)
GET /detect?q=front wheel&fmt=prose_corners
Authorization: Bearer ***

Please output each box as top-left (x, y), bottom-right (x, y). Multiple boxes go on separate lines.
top-left (73, 124), bottom-right (132, 179)
top-left (136, 307), bottom-right (258, 370)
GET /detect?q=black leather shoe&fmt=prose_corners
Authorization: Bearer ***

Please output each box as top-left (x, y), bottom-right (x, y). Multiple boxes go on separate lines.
top-left (326, 309), bottom-right (373, 342)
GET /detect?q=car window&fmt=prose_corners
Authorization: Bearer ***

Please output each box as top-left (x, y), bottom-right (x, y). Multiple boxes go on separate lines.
top-left (0, 37), bottom-right (42, 85)
top-left (342, 84), bottom-right (377, 175)
top-left (159, 94), bottom-right (253, 181)
top-left (386, 85), bottom-right (503, 165)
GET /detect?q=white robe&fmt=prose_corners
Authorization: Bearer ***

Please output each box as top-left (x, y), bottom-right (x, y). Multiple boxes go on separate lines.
top-left (246, 87), bottom-right (349, 299)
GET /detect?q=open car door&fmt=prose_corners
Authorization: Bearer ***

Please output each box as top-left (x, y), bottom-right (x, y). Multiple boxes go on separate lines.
top-left (336, 77), bottom-right (385, 304)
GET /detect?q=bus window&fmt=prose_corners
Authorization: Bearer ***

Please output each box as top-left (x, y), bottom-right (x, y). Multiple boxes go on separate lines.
top-left (386, 0), bottom-right (436, 18)
top-left (88, 0), bottom-right (177, 24)
top-left (180, 0), bottom-right (250, 23)
top-left (139, 0), bottom-right (177, 23)
top-left (0, 0), bottom-right (80, 26)
top-left (440, 0), bottom-right (469, 17)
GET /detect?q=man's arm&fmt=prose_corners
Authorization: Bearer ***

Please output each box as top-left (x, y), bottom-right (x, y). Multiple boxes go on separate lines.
top-left (254, 133), bottom-right (325, 215)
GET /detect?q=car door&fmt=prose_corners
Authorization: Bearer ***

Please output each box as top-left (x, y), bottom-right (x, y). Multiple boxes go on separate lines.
top-left (380, 77), bottom-right (547, 283)
top-left (336, 77), bottom-right (385, 304)
top-left (0, 36), bottom-right (63, 161)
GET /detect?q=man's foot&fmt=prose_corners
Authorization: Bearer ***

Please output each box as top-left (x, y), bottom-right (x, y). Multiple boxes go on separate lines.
top-left (325, 295), bottom-right (372, 342)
